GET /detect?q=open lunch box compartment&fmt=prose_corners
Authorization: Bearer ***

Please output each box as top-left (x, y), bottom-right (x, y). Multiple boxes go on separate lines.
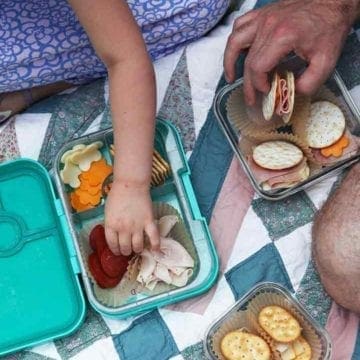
top-left (0, 119), bottom-right (219, 356)
top-left (213, 56), bottom-right (360, 200)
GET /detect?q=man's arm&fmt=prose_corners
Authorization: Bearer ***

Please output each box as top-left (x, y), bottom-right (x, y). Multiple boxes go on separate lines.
top-left (224, 0), bottom-right (360, 105)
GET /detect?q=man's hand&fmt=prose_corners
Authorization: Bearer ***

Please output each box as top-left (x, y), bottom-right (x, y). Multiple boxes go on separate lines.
top-left (224, 0), bottom-right (359, 106)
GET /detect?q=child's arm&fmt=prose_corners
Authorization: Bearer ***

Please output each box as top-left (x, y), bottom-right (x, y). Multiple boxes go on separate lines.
top-left (69, 0), bottom-right (160, 255)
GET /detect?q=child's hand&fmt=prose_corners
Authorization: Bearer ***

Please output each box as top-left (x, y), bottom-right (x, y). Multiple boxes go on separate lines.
top-left (104, 179), bottom-right (160, 256)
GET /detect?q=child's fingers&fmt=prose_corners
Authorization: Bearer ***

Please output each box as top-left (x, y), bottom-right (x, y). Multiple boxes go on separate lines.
top-left (105, 226), bottom-right (120, 255)
top-left (117, 230), bottom-right (132, 256)
top-left (132, 231), bottom-right (144, 253)
top-left (145, 221), bottom-right (161, 251)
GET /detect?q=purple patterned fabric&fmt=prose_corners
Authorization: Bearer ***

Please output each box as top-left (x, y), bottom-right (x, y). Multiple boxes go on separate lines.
top-left (0, 0), bottom-right (229, 91)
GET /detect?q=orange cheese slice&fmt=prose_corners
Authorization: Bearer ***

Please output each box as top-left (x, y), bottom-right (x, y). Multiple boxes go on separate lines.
top-left (320, 134), bottom-right (349, 158)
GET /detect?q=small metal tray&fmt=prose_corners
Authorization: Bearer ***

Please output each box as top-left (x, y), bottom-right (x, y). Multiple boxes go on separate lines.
top-left (204, 282), bottom-right (332, 360)
top-left (213, 56), bottom-right (360, 200)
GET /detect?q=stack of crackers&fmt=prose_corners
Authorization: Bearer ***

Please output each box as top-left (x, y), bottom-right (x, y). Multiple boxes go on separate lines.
top-left (151, 149), bottom-right (171, 187)
top-left (220, 305), bottom-right (311, 360)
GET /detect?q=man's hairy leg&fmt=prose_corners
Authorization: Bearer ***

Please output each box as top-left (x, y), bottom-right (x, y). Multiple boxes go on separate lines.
top-left (313, 163), bottom-right (360, 314)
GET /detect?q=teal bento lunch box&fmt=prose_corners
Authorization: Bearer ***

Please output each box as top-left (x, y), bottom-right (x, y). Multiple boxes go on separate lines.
top-left (0, 119), bottom-right (219, 356)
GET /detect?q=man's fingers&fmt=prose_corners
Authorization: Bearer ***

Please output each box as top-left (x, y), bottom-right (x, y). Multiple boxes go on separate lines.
top-left (296, 53), bottom-right (335, 95)
top-left (243, 41), bottom-right (291, 103)
top-left (243, 64), bottom-right (256, 106)
top-left (224, 22), bottom-right (257, 83)
top-left (250, 40), bottom-right (292, 75)
top-left (145, 222), bottom-right (161, 251)
top-left (250, 70), bottom-right (270, 94)
top-left (105, 227), bottom-right (120, 255)
top-left (232, 9), bottom-right (259, 31)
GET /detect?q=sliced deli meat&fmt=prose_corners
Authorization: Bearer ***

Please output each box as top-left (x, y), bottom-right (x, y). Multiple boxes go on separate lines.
top-left (137, 237), bottom-right (194, 291)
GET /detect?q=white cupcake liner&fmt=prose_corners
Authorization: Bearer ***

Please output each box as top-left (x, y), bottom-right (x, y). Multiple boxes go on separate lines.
top-left (245, 291), bottom-right (323, 360)
top-left (208, 289), bottom-right (327, 360)
top-left (226, 87), bottom-right (284, 134)
top-left (77, 202), bottom-right (198, 308)
top-left (226, 86), bottom-right (311, 136)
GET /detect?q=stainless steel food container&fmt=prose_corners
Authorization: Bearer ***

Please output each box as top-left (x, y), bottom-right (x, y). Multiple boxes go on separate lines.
top-left (213, 56), bottom-right (360, 200)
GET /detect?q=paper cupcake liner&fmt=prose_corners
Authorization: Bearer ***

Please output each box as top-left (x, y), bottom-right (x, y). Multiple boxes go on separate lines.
top-left (77, 219), bottom-right (142, 307)
top-left (244, 291), bottom-right (324, 360)
top-left (239, 130), bottom-right (315, 168)
top-left (226, 86), bottom-right (311, 135)
top-left (292, 86), bottom-right (352, 154)
top-left (208, 290), bottom-right (326, 360)
top-left (226, 86), bottom-right (284, 134)
top-left (93, 256), bottom-right (141, 307)
top-left (77, 202), bottom-right (198, 308)
top-left (78, 220), bottom-right (101, 285)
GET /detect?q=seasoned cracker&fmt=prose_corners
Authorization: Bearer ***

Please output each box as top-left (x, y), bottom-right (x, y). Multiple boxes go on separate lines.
top-left (293, 336), bottom-right (311, 360)
top-left (151, 167), bottom-right (165, 186)
top-left (306, 101), bottom-right (345, 148)
top-left (253, 141), bottom-right (304, 170)
top-left (221, 331), bottom-right (271, 360)
top-left (258, 306), bottom-right (301, 343)
top-left (153, 149), bottom-right (170, 171)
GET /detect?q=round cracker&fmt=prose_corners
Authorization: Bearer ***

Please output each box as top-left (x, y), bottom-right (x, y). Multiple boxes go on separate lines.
top-left (306, 101), bottom-right (345, 148)
top-left (293, 336), bottom-right (312, 360)
top-left (282, 71), bottom-right (295, 124)
top-left (262, 73), bottom-right (278, 121)
top-left (258, 306), bottom-right (301, 343)
top-left (253, 141), bottom-right (304, 170)
top-left (221, 331), bottom-right (271, 360)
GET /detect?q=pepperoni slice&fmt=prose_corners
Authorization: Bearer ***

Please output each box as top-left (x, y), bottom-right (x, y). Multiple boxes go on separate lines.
top-left (100, 247), bottom-right (130, 278)
top-left (89, 224), bottom-right (107, 255)
top-left (88, 253), bottom-right (121, 288)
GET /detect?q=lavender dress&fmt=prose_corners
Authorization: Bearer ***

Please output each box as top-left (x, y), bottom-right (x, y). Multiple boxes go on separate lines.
top-left (0, 0), bottom-right (230, 92)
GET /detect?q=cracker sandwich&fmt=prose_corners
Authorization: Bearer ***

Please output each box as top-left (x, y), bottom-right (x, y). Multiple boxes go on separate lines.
top-left (305, 101), bottom-right (359, 165)
top-left (262, 71), bottom-right (295, 123)
top-left (247, 140), bottom-right (310, 190)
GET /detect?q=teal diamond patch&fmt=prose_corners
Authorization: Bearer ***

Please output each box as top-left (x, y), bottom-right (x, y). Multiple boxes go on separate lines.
top-left (182, 342), bottom-right (207, 360)
top-left (252, 192), bottom-right (316, 241)
top-left (296, 259), bottom-right (332, 327)
top-left (158, 49), bottom-right (196, 152)
top-left (38, 79), bottom-right (105, 169)
top-left (2, 352), bottom-right (53, 360)
top-left (54, 308), bottom-right (110, 359)
top-left (337, 33), bottom-right (360, 90)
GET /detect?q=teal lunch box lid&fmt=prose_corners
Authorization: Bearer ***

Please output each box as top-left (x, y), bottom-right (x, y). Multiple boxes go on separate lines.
top-left (0, 159), bottom-right (86, 356)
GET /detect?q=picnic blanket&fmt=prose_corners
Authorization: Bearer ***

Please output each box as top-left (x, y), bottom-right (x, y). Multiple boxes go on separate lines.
top-left (1, 0), bottom-right (360, 359)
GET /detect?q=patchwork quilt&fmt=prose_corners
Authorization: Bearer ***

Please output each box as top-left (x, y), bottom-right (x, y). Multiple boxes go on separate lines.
top-left (1, 0), bottom-right (360, 359)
